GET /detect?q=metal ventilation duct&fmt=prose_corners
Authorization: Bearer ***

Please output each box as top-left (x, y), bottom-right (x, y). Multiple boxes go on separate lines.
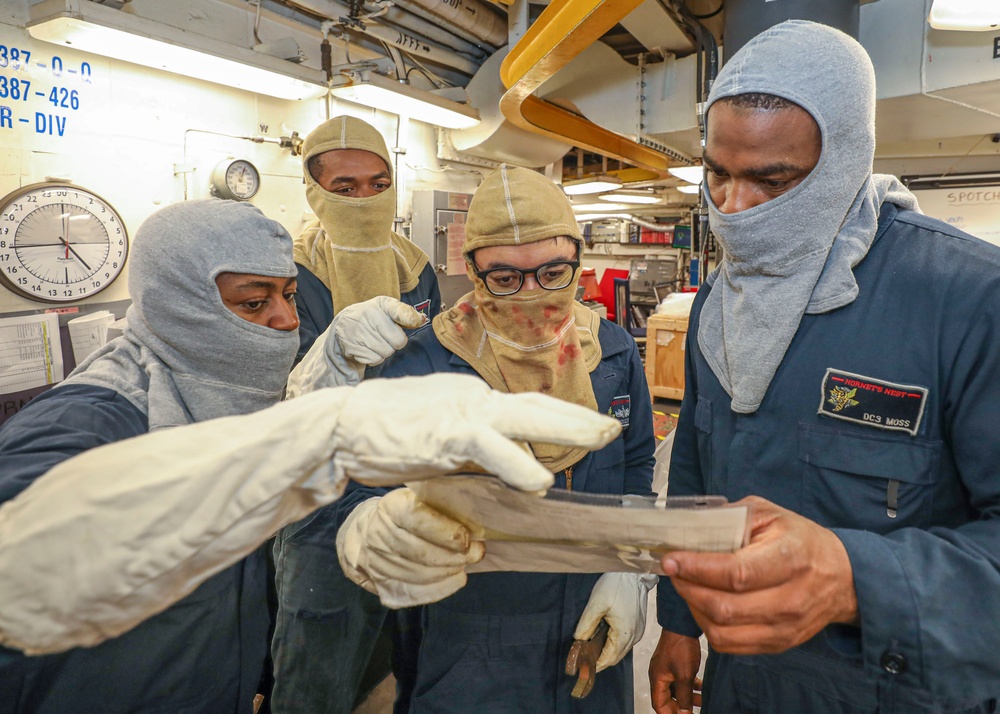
top-left (450, 47), bottom-right (572, 168)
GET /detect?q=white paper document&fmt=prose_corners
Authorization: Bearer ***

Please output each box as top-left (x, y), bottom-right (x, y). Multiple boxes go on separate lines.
top-left (106, 317), bottom-right (128, 342)
top-left (67, 311), bottom-right (115, 365)
top-left (0, 313), bottom-right (65, 393)
top-left (408, 476), bottom-right (749, 576)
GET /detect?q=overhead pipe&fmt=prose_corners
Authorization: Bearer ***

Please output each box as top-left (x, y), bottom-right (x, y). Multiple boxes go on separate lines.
top-left (353, 21), bottom-right (481, 75)
top-left (282, 0), bottom-right (354, 23)
top-left (370, 3), bottom-right (489, 59)
top-left (499, 0), bottom-right (683, 175)
top-left (387, 0), bottom-right (500, 53)
top-left (283, 0), bottom-right (485, 71)
top-left (394, 0), bottom-right (507, 48)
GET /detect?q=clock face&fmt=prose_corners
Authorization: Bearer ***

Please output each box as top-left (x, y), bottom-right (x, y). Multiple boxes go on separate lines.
top-left (0, 183), bottom-right (129, 303)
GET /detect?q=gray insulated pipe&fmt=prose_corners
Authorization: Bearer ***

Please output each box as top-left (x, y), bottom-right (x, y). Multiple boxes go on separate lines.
top-left (399, 0), bottom-right (507, 48)
top-left (722, 0), bottom-right (859, 61)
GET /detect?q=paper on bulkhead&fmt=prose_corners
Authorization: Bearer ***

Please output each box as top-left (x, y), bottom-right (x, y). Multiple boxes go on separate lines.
top-left (67, 311), bottom-right (115, 364)
top-left (407, 475), bottom-right (749, 576)
top-left (0, 313), bottom-right (64, 394)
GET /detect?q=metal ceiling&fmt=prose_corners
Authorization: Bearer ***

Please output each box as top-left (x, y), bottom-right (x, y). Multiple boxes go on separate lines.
top-left (73, 0), bottom-right (1000, 188)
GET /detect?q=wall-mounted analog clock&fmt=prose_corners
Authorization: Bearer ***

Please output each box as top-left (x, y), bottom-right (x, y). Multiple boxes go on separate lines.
top-left (0, 182), bottom-right (129, 303)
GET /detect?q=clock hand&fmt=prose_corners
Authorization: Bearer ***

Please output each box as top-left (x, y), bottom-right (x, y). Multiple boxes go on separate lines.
top-left (60, 209), bottom-right (94, 270)
top-left (59, 205), bottom-right (71, 258)
top-left (66, 242), bottom-right (91, 270)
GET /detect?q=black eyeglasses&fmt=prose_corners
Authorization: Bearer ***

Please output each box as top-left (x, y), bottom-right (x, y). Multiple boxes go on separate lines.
top-left (474, 258), bottom-right (581, 297)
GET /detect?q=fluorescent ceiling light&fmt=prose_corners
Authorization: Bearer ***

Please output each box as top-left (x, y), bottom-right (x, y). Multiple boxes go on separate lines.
top-left (575, 213), bottom-right (625, 222)
top-left (677, 184), bottom-right (702, 194)
top-left (329, 70), bottom-right (480, 130)
top-left (599, 192), bottom-right (661, 205)
top-left (928, 0), bottom-right (1000, 30)
top-left (668, 166), bottom-right (704, 184)
top-left (28, 0), bottom-right (327, 100)
top-left (563, 175), bottom-right (623, 195)
top-left (572, 202), bottom-right (628, 212)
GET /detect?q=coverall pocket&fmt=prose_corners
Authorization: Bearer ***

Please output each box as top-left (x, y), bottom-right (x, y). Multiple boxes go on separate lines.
top-left (412, 609), bottom-right (560, 713)
top-left (798, 424), bottom-right (940, 533)
top-left (591, 435), bottom-right (626, 493)
top-left (752, 647), bottom-right (879, 713)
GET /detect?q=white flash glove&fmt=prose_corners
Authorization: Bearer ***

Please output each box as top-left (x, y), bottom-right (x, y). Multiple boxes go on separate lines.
top-left (287, 296), bottom-right (426, 396)
top-left (0, 389), bottom-right (350, 655)
top-left (329, 373), bottom-right (622, 492)
top-left (337, 489), bottom-right (484, 608)
top-left (0, 375), bottom-right (619, 655)
top-left (574, 572), bottom-right (658, 671)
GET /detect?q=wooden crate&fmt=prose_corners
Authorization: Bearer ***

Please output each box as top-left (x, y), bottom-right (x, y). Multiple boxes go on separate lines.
top-left (644, 313), bottom-right (688, 400)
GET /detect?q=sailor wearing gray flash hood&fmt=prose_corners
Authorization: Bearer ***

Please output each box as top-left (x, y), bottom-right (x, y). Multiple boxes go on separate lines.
top-left (0, 200), bottom-right (622, 714)
top-left (696, 19), bottom-right (918, 415)
top-left (653, 20), bottom-right (1000, 714)
top-left (65, 199), bottom-right (300, 428)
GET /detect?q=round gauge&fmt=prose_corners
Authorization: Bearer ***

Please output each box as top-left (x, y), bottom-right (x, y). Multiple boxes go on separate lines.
top-left (211, 158), bottom-right (260, 201)
top-left (0, 183), bottom-right (129, 304)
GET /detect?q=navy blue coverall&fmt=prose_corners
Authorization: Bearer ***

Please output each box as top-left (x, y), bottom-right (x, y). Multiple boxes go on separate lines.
top-left (270, 260), bottom-right (441, 714)
top-left (329, 318), bottom-right (656, 714)
top-left (661, 204), bottom-right (1000, 713)
top-left (0, 384), bottom-right (269, 714)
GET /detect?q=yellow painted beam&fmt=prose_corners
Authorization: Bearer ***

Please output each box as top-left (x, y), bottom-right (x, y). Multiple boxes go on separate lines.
top-left (499, 0), bottom-right (673, 174)
top-left (611, 167), bottom-right (663, 183)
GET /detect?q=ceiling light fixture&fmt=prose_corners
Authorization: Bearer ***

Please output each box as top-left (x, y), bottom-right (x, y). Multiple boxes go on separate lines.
top-left (571, 202), bottom-right (629, 212)
top-left (575, 213), bottom-right (623, 222)
top-left (28, 0), bottom-right (327, 100)
top-left (668, 166), bottom-right (704, 184)
top-left (599, 192), bottom-right (662, 205)
top-left (329, 69), bottom-right (481, 130)
top-left (562, 175), bottom-right (624, 195)
top-left (677, 185), bottom-right (702, 194)
top-left (928, 0), bottom-right (1000, 30)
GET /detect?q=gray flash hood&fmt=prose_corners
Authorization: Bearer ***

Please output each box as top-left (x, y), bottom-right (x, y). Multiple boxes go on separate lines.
top-left (698, 20), bottom-right (919, 414)
top-left (62, 199), bottom-right (298, 430)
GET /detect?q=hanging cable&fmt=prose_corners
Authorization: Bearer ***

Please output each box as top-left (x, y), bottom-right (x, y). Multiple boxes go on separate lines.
top-left (404, 65), bottom-right (443, 88)
top-left (342, 34), bottom-right (354, 64)
top-left (380, 40), bottom-right (406, 79)
top-left (402, 54), bottom-right (453, 88)
top-left (252, 0), bottom-right (263, 44)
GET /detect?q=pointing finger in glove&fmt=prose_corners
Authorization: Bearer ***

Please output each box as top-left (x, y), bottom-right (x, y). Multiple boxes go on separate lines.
top-left (334, 296), bottom-right (426, 366)
top-left (482, 391), bottom-right (622, 449)
top-left (287, 297), bottom-right (427, 394)
top-left (331, 374), bottom-right (622, 493)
